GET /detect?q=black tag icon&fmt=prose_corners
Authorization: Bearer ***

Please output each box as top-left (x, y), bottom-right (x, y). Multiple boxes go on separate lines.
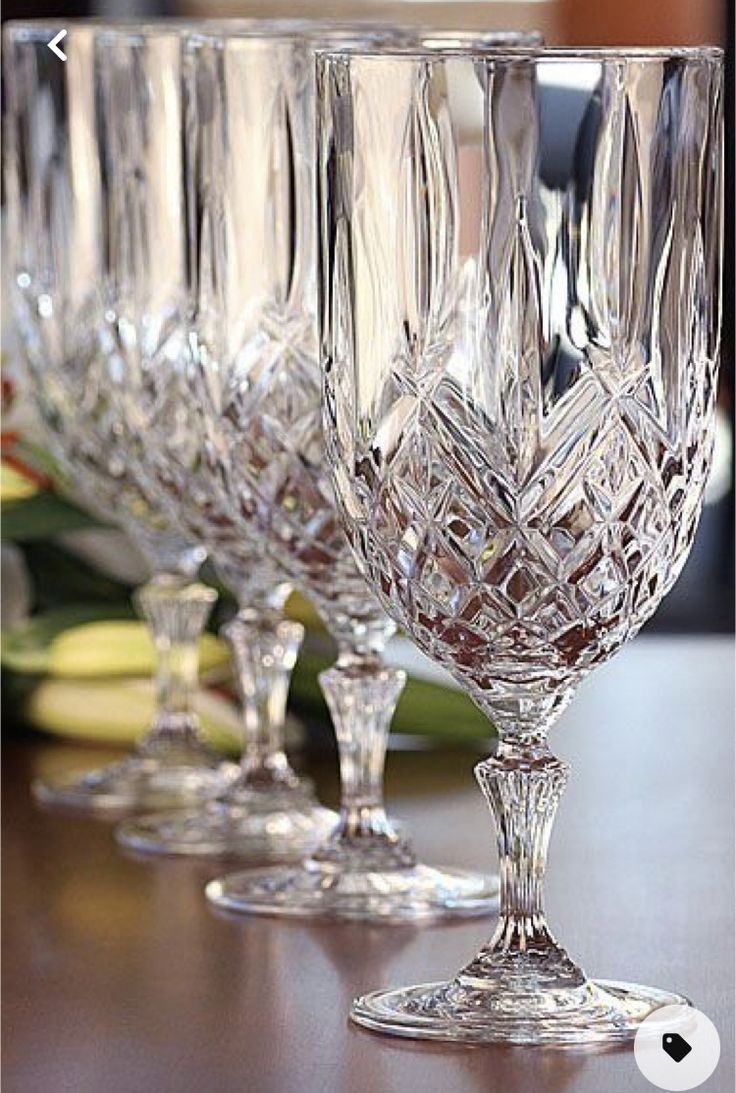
top-left (662, 1032), bottom-right (693, 1063)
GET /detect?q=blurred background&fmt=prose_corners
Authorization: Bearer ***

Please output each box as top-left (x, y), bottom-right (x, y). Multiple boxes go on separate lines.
top-left (1, 0), bottom-right (733, 754)
top-left (0, 0), bottom-right (728, 48)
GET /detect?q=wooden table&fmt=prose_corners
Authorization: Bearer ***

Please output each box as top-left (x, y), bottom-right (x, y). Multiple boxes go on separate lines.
top-left (3, 636), bottom-right (734, 1093)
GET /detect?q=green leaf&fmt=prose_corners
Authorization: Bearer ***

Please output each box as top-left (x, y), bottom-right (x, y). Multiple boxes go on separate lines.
top-left (10, 437), bottom-right (67, 481)
top-left (19, 540), bottom-right (132, 611)
top-left (1, 492), bottom-right (102, 541)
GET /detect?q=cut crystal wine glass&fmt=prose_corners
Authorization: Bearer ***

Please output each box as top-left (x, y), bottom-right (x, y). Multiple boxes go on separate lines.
top-left (151, 27), bottom-right (546, 920)
top-left (3, 21), bottom-right (234, 812)
top-left (62, 22), bottom-right (336, 856)
top-left (319, 46), bottom-right (722, 1038)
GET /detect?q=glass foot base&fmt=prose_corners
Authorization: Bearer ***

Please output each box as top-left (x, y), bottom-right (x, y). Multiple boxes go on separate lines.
top-left (32, 754), bottom-right (236, 814)
top-left (351, 978), bottom-right (689, 1045)
top-left (206, 862), bottom-right (499, 923)
top-left (115, 791), bottom-right (338, 860)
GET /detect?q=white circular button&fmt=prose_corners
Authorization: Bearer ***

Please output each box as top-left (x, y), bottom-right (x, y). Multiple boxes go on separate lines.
top-left (634, 1004), bottom-right (721, 1090)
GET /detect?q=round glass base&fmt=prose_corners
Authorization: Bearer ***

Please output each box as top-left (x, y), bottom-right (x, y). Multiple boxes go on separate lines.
top-left (206, 861), bottom-right (499, 923)
top-left (351, 978), bottom-right (689, 1045)
top-left (32, 754), bottom-right (236, 814)
top-left (115, 790), bottom-right (338, 860)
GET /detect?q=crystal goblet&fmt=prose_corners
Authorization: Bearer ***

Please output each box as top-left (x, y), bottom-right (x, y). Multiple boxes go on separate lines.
top-left (319, 46), bottom-right (723, 1038)
top-left (65, 23), bottom-right (335, 856)
top-left (3, 21), bottom-right (233, 812)
top-left (156, 27), bottom-right (541, 919)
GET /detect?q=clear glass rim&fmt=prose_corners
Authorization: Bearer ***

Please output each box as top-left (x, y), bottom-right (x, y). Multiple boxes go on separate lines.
top-left (0, 18), bottom-right (350, 48)
top-left (415, 31), bottom-right (542, 45)
top-left (185, 25), bottom-right (408, 48)
top-left (184, 32), bottom-right (540, 52)
top-left (4, 18), bottom-right (87, 39)
top-left (3, 18), bottom-right (196, 43)
top-left (2, 19), bottom-right (543, 51)
top-left (316, 43), bottom-right (724, 63)
top-left (1, 17), bottom-right (381, 41)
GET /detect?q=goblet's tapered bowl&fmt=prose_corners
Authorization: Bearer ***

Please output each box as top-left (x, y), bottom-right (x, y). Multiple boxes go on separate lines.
top-left (3, 20), bottom-right (235, 813)
top-left (319, 46), bottom-right (723, 1041)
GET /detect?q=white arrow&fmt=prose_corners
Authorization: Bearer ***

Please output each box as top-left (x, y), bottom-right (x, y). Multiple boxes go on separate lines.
top-left (47, 29), bottom-right (67, 61)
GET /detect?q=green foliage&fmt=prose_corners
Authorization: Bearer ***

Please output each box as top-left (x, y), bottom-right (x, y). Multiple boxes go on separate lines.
top-left (2, 492), bottom-right (101, 541)
top-left (20, 541), bottom-right (133, 612)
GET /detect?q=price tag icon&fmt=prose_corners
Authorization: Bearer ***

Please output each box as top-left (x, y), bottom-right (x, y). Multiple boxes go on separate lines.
top-left (662, 1033), bottom-right (692, 1063)
top-left (634, 1005), bottom-right (720, 1090)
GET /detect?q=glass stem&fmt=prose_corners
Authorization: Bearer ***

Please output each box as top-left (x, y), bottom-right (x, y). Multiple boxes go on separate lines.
top-left (223, 609), bottom-right (304, 793)
top-left (464, 737), bottom-right (585, 991)
top-left (134, 574), bottom-right (217, 754)
top-left (314, 645), bottom-right (416, 870)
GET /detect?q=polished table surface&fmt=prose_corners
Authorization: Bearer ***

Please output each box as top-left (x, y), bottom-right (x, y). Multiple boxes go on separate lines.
top-left (3, 636), bottom-right (734, 1093)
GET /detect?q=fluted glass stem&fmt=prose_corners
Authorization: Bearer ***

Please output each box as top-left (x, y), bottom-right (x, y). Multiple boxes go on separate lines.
top-left (223, 611), bottom-right (304, 793)
top-left (315, 646), bottom-right (415, 869)
top-left (466, 739), bottom-right (584, 991)
top-left (134, 575), bottom-right (217, 753)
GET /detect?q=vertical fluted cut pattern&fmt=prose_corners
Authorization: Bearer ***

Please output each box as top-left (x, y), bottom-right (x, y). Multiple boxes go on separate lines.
top-left (134, 576), bottom-right (217, 747)
top-left (468, 744), bottom-right (583, 991)
top-left (321, 51), bottom-right (723, 727)
top-left (2, 26), bottom-right (198, 570)
top-left (316, 658), bottom-right (415, 869)
top-left (223, 612), bottom-right (304, 790)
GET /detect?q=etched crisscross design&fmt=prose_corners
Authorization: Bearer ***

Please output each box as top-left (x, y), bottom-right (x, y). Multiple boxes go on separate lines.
top-left (215, 309), bottom-right (382, 627)
top-left (322, 54), bottom-right (723, 723)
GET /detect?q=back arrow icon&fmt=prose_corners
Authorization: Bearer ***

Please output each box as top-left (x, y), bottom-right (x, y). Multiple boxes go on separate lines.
top-left (48, 29), bottom-right (67, 61)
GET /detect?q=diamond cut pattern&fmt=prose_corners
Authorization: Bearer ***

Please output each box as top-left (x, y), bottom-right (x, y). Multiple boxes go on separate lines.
top-left (211, 314), bottom-right (386, 628)
top-left (321, 53), bottom-right (723, 724)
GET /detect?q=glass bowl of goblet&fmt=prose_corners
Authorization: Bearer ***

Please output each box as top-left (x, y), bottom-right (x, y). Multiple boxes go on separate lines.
top-left (3, 20), bottom-right (235, 813)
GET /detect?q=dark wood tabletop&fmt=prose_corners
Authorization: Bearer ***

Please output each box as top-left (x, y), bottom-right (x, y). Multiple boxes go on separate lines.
top-left (3, 636), bottom-right (734, 1093)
